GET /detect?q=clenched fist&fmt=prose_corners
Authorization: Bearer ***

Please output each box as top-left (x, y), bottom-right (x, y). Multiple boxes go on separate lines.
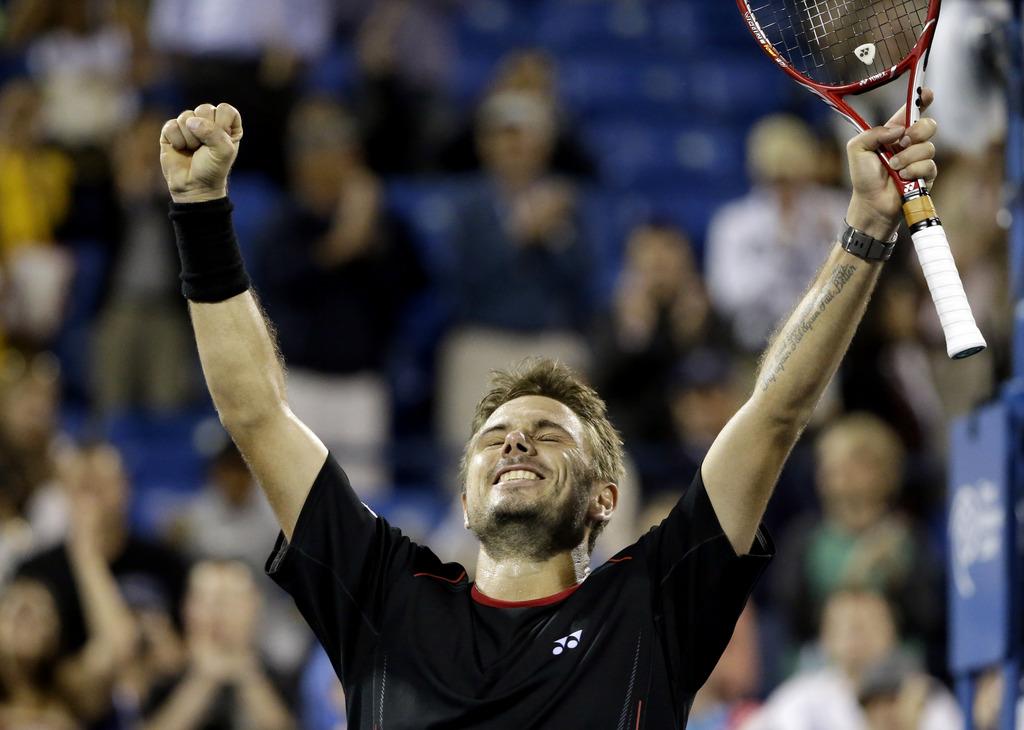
top-left (159, 103), bottom-right (242, 204)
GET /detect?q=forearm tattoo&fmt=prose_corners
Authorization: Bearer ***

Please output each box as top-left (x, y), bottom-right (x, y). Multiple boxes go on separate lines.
top-left (759, 262), bottom-right (858, 391)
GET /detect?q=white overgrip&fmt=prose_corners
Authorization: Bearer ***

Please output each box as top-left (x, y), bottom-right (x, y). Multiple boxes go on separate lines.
top-left (910, 223), bottom-right (987, 359)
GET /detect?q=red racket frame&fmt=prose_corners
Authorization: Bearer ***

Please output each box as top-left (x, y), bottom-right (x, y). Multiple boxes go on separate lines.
top-left (736, 0), bottom-right (941, 194)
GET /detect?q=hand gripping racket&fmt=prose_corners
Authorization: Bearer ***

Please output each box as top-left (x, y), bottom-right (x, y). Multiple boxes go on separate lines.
top-left (736, 0), bottom-right (986, 359)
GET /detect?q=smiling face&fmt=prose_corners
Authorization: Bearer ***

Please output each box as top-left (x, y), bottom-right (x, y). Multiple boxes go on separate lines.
top-left (462, 395), bottom-right (608, 562)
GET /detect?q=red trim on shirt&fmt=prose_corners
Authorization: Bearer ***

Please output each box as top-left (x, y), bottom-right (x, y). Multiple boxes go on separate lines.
top-left (413, 570), bottom-right (467, 584)
top-left (470, 582), bottom-right (582, 607)
top-left (606, 556), bottom-right (633, 563)
top-left (635, 699), bottom-right (642, 729)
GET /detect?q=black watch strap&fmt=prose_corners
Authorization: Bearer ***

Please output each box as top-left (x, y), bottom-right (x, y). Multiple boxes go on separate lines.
top-left (840, 222), bottom-right (897, 262)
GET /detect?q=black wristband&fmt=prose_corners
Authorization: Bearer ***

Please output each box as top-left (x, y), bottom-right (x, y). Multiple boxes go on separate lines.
top-left (839, 221), bottom-right (897, 262)
top-left (169, 197), bottom-right (251, 302)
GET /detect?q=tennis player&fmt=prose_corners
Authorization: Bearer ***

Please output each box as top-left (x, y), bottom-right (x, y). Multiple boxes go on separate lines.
top-left (159, 95), bottom-right (938, 728)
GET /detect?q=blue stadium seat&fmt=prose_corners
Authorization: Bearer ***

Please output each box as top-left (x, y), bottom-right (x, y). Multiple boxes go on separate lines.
top-left (227, 173), bottom-right (285, 263)
top-left (583, 119), bottom-right (747, 189)
top-left (52, 240), bottom-right (109, 403)
top-left (534, 0), bottom-right (654, 54)
top-left (686, 59), bottom-right (797, 119)
top-left (105, 408), bottom-right (212, 498)
top-left (302, 41), bottom-right (357, 97)
top-left (385, 178), bottom-right (470, 277)
top-left (453, 0), bottom-right (535, 61)
top-left (448, 50), bottom-right (504, 108)
top-left (556, 54), bottom-right (691, 117)
top-left (655, 0), bottom-right (757, 53)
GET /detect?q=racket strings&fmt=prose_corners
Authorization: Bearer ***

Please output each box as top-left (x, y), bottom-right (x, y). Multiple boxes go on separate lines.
top-left (749, 0), bottom-right (928, 86)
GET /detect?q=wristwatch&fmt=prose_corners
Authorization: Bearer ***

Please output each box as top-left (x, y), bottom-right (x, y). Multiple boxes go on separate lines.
top-left (839, 221), bottom-right (898, 262)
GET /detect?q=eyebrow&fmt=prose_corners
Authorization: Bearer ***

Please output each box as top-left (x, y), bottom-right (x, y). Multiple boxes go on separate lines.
top-left (478, 419), bottom-right (574, 441)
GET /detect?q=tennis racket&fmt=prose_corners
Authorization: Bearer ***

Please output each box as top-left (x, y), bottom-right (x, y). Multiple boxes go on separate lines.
top-left (736, 0), bottom-right (986, 359)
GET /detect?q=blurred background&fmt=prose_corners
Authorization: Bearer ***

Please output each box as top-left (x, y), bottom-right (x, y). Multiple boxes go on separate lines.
top-left (0, 0), bottom-right (1016, 728)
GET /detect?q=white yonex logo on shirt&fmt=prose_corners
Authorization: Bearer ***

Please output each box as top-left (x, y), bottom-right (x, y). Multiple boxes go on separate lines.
top-left (552, 630), bottom-right (583, 655)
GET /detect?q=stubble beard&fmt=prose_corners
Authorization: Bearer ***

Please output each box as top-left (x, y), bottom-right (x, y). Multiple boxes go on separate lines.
top-left (469, 462), bottom-right (595, 563)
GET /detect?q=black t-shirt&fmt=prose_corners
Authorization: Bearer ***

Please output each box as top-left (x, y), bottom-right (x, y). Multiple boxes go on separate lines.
top-left (267, 456), bottom-right (773, 729)
top-left (140, 662), bottom-right (292, 730)
top-left (17, 535), bottom-right (190, 657)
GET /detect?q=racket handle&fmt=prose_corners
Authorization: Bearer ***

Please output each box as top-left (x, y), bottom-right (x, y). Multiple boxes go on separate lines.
top-left (908, 222), bottom-right (987, 359)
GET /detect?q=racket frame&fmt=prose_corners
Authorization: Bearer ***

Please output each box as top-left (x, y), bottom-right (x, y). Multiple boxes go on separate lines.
top-left (737, 0), bottom-right (987, 359)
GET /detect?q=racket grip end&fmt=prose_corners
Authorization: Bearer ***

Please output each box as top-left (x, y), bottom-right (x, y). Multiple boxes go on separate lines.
top-left (908, 222), bottom-right (987, 360)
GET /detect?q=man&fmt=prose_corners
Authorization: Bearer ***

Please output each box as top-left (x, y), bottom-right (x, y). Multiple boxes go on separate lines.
top-left (141, 560), bottom-right (295, 730)
top-left (158, 92), bottom-right (940, 727)
top-left (739, 589), bottom-right (961, 730)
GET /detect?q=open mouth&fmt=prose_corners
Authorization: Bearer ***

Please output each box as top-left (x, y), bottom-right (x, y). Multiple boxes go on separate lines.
top-left (493, 466), bottom-right (545, 485)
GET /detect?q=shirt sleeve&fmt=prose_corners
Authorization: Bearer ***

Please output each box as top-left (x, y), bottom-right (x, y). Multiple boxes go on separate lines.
top-left (265, 454), bottom-right (426, 684)
top-left (637, 466), bottom-right (774, 693)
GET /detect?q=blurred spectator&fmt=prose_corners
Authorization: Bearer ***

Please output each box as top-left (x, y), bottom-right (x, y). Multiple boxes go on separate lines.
top-left (92, 109), bottom-right (193, 415)
top-left (438, 90), bottom-right (593, 471)
top-left (256, 97), bottom-right (427, 492)
top-left (449, 90), bottom-right (591, 332)
top-left (841, 269), bottom-right (944, 460)
top-left (438, 49), bottom-right (597, 179)
top-left (352, 0), bottom-right (453, 174)
top-left (0, 79), bottom-right (73, 348)
top-left (140, 560), bottom-right (294, 730)
top-left (114, 584), bottom-right (186, 727)
top-left (171, 440), bottom-right (276, 578)
top-left (771, 413), bottom-right (943, 669)
top-left (591, 223), bottom-right (725, 464)
top-left (4, 441), bottom-right (144, 728)
top-left (170, 437), bottom-right (309, 675)
top-left (688, 605), bottom-right (762, 730)
top-left (149, 0), bottom-right (334, 183)
top-left (0, 579), bottom-right (77, 729)
top-left (16, 443), bottom-right (190, 688)
top-left (657, 349), bottom-right (747, 490)
top-left (926, 149), bottom-right (1010, 415)
top-left (926, 0), bottom-right (1009, 156)
top-left (740, 589), bottom-right (960, 730)
top-left (0, 351), bottom-right (64, 556)
top-left (858, 654), bottom-right (963, 730)
top-left (705, 115), bottom-right (848, 351)
top-left (6, 0), bottom-right (140, 148)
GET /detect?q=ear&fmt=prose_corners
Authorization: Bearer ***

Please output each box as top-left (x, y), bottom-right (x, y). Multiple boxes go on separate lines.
top-left (461, 492), bottom-right (470, 530)
top-left (588, 483), bottom-right (618, 524)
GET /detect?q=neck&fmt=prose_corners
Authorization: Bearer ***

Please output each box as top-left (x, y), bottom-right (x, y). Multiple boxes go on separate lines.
top-left (0, 657), bottom-right (44, 703)
top-left (473, 543), bottom-right (590, 602)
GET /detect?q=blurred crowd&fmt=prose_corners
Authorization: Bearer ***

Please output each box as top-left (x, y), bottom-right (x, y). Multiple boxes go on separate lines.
top-left (0, 0), bottom-right (1014, 728)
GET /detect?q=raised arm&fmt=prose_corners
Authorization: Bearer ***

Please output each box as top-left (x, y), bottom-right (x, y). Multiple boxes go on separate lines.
top-left (159, 103), bottom-right (326, 538)
top-left (703, 95), bottom-right (939, 555)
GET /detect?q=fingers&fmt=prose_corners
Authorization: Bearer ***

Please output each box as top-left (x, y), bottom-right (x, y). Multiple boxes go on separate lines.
top-left (193, 102), bottom-right (216, 122)
top-left (889, 139), bottom-right (936, 181)
top-left (176, 109), bottom-right (201, 150)
top-left (897, 116), bottom-right (937, 149)
top-left (213, 102), bottom-right (243, 143)
top-left (848, 124), bottom-right (904, 153)
top-left (183, 115), bottom-right (235, 160)
top-left (893, 157), bottom-right (937, 183)
top-left (160, 118), bottom-right (187, 151)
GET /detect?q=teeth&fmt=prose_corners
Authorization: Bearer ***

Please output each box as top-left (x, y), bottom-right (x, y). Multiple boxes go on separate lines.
top-left (499, 469), bottom-right (540, 483)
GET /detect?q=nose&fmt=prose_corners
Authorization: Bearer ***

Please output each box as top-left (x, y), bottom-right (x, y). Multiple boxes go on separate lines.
top-left (502, 430), bottom-right (535, 456)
